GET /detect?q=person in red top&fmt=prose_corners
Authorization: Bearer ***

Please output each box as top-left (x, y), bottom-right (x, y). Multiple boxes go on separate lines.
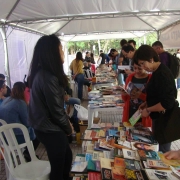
top-left (121, 61), bottom-right (152, 127)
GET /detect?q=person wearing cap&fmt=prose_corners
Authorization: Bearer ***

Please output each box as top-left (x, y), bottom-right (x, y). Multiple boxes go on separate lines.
top-left (0, 74), bottom-right (11, 97)
top-left (0, 80), bottom-right (7, 106)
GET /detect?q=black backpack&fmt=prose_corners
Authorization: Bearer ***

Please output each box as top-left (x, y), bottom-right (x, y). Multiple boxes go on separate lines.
top-left (166, 52), bottom-right (180, 79)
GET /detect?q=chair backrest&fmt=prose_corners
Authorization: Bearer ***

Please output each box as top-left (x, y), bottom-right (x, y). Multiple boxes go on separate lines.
top-left (0, 119), bottom-right (7, 125)
top-left (0, 123), bottom-right (37, 177)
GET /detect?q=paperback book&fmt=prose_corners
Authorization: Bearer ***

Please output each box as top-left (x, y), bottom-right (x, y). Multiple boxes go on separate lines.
top-left (146, 159), bottom-right (170, 169)
top-left (88, 172), bottom-right (102, 180)
top-left (125, 159), bottom-right (142, 170)
top-left (129, 110), bottom-right (141, 126)
top-left (71, 161), bottom-right (88, 172)
top-left (122, 149), bottom-right (140, 161)
top-left (138, 150), bottom-right (160, 160)
top-left (87, 160), bottom-right (101, 172)
top-left (131, 142), bottom-right (159, 151)
top-left (145, 169), bottom-right (179, 180)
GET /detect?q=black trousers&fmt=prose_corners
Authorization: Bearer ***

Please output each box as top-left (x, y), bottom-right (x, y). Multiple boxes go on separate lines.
top-left (152, 119), bottom-right (171, 153)
top-left (35, 130), bottom-right (72, 180)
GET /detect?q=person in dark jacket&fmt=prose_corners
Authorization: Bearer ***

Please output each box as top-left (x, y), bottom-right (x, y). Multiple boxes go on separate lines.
top-left (28, 34), bottom-right (73, 180)
top-left (136, 45), bottom-right (177, 153)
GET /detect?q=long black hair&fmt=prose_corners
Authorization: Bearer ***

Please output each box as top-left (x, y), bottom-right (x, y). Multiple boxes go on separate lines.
top-left (76, 52), bottom-right (83, 61)
top-left (28, 34), bottom-right (68, 88)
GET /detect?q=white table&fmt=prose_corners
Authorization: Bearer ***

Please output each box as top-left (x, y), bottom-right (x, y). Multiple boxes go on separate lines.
top-left (87, 105), bottom-right (123, 129)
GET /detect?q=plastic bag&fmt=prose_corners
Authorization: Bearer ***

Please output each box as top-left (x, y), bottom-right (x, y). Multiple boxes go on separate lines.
top-left (74, 104), bottom-right (88, 120)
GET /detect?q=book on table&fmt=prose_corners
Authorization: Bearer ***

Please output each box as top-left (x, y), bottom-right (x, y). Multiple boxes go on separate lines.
top-left (72, 176), bottom-right (88, 180)
top-left (138, 150), bottom-right (160, 161)
top-left (100, 158), bottom-right (114, 180)
top-left (145, 169), bottom-right (179, 180)
top-left (122, 149), bottom-right (140, 161)
top-left (124, 159), bottom-right (142, 170)
top-left (71, 161), bottom-right (88, 172)
top-left (146, 159), bottom-right (170, 169)
top-left (88, 172), bottom-right (102, 180)
top-left (111, 157), bottom-right (126, 180)
top-left (125, 169), bottom-right (144, 180)
top-left (87, 159), bottom-right (101, 172)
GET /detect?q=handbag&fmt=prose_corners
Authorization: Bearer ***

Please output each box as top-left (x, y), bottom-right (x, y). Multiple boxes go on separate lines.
top-left (154, 101), bottom-right (180, 144)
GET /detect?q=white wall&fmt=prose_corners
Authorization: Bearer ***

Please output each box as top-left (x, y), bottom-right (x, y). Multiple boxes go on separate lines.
top-left (0, 32), bottom-right (5, 75)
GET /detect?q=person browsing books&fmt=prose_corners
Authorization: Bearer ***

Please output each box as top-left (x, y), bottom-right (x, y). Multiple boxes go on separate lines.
top-left (121, 60), bottom-right (152, 127)
top-left (70, 52), bottom-right (84, 100)
top-left (135, 45), bottom-right (177, 153)
top-left (28, 35), bottom-right (73, 180)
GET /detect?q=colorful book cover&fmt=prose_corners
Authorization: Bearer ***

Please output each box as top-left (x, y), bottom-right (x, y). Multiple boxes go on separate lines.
top-left (122, 149), bottom-right (140, 160)
top-left (71, 161), bottom-right (88, 172)
top-left (108, 129), bottom-right (119, 137)
top-left (85, 153), bottom-right (93, 161)
top-left (130, 132), bottom-right (158, 144)
top-left (131, 142), bottom-right (159, 151)
top-left (94, 142), bottom-right (104, 151)
top-left (88, 172), bottom-right (102, 180)
top-left (74, 154), bottom-right (85, 162)
top-left (101, 168), bottom-right (112, 180)
top-left (125, 159), bottom-right (141, 170)
top-left (129, 110), bottom-right (141, 126)
top-left (114, 148), bottom-right (123, 158)
top-left (131, 129), bottom-right (152, 136)
top-left (103, 150), bottom-right (114, 159)
top-left (92, 151), bottom-right (104, 161)
top-left (145, 169), bottom-right (179, 180)
top-left (138, 150), bottom-right (160, 160)
top-left (87, 160), bottom-right (101, 172)
top-left (146, 159), bottom-right (170, 169)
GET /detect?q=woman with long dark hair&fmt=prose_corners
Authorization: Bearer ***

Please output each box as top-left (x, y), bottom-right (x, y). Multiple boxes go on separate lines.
top-left (28, 34), bottom-right (73, 180)
top-left (0, 82), bottom-right (39, 161)
top-left (70, 52), bottom-right (84, 99)
top-left (135, 45), bottom-right (177, 153)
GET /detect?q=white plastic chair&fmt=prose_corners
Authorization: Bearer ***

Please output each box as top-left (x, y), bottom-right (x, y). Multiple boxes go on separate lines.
top-left (0, 119), bottom-right (7, 172)
top-left (0, 123), bottom-right (50, 180)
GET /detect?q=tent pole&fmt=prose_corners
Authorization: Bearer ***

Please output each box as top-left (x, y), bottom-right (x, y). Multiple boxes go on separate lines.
top-left (157, 30), bottom-right (160, 40)
top-left (0, 27), bottom-right (11, 88)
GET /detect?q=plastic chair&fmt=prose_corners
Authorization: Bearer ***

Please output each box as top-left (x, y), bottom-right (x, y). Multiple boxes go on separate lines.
top-left (0, 123), bottom-right (50, 180)
top-left (0, 119), bottom-right (7, 172)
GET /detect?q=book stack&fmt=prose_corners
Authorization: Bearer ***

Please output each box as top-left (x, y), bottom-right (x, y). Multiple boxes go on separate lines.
top-left (73, 123), bottom-right (180, 179)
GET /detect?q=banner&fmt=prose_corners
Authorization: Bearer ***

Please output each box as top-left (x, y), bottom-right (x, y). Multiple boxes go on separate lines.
top-left (160, 23), bottom-right (180, 49)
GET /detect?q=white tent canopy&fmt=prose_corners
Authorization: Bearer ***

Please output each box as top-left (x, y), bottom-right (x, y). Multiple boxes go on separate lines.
top-left (1, 0), bottom-right (180, 38)
top-left (0, 0), bottom-right (180, 85)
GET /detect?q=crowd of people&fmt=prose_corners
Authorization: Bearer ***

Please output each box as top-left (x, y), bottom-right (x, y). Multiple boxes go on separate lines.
top-left (0, 34), bottom-right (180, 180)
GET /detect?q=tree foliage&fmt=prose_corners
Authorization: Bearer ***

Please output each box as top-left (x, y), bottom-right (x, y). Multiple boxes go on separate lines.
top-left (67, 32), bottom-right (157, 55)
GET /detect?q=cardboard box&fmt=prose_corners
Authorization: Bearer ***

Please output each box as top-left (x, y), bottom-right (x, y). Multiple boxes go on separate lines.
top-left (80, 124), bottom-right (88, 136)
top-left (93, 117), bottom-right (100, 124)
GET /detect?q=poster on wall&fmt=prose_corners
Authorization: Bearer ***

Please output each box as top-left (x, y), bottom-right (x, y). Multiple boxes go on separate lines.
top-left (160, 23), bottom-right (180, 49)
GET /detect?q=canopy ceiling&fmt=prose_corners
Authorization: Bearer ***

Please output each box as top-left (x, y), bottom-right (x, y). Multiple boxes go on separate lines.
top-left (0, 0), bottom-right (180, 41)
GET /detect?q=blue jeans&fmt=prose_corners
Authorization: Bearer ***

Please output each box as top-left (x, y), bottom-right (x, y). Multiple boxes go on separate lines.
top-left (65, 97), bottom-right (81, 118)
top-left (177, 78), bottom-right (180, 89)
top-left (75, 74), bottom-right (84, 99)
